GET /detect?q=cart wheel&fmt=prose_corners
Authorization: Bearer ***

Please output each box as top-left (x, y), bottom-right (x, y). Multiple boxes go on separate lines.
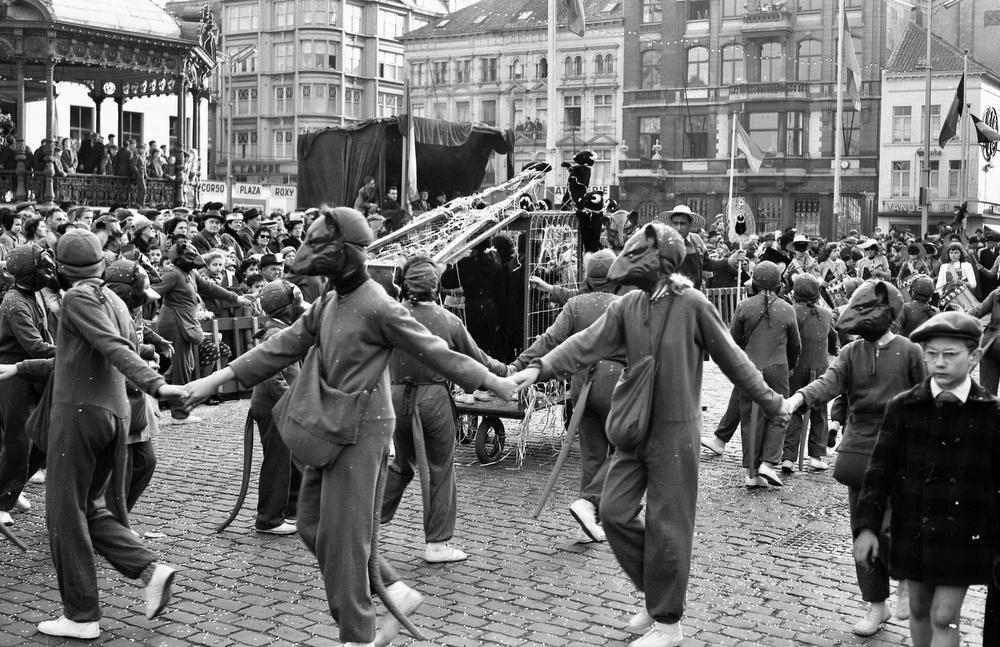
top-left (475, 417), bottom-right (505, 463)
top-left (457, 415), bottom-right (477, 445)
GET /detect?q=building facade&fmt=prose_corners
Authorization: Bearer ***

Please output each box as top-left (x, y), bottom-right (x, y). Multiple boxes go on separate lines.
top-left (166, 0), bottom-right (448, 189)
top-left (878, 19), bottom-right (1000, 234)
top-left (401, 0), bottom-right (625, 195)
top-left (620, 0), bottom-right (887, 238)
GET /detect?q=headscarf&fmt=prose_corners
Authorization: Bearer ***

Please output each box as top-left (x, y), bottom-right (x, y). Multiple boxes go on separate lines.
top-left (402, 257), bottom-right (440, 302)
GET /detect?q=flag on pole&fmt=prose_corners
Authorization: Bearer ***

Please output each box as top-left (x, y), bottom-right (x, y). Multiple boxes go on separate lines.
top-left (939, 74), bottom-right (965, 147)
top-left (561, 0), bottom-right (587, 37)
top-left (971, 113), bottom-right (1000, 144)
top-left (402, 80), bottom-right (418, 215)
top-left (843, 15), bottom-right (862, 112)
top-left (734, 120), bottom-right (765, 173)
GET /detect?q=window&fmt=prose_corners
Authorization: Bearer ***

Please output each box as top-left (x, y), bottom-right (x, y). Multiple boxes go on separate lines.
top-left (411, 63), bottom-right (425, 86)
top-left (432, 61), bottom-right (448, 84)
top-left (456, 101), bottom-right (470, 122)
top-left (564, 96), bottom-right (582, 128)
top-left (537, 57), bottom-right (548, 79)
top-left (234, 88), bottom-right (258, 116)
top-left (684, 131), bottom-right (708, 158)
top-left (227, 3), bottom-right (259, 32)
top-left (233, 131), bottom-right (258, 159)
top-left (378, 10), bottom-right (406, 38)
top-left (227, 45), bottom-right (257, 73)
top-left (749, 112), bottom-right (779, 153)
top-left (595, 54), bottom-right (605, 76)
top-left (564, 56), bottom-right (583, 78)
top-left (922, 104), bottom-right (941, 140)
top-left (688, 0), bottom-right (709, 20)
top-left (378, 50), bottom-right (404, 81)
top-left (344, 3), bottom-right (363, 32)
top-left (949, 160), bottom-right (961, 197)
top-left (892, 106), bottom-right (911, 142)
top-left (302, 40), bottom-right (337, 69)
top-left (721, 45), bottom-right (744, 85)
top-left (786, 111), bottom-right (804, 156)
top-left (722, 0), bottom-right (742, 16)
top-left (536, 97), bottom-right (547, 126)
top-left (274, 86), bottom-right (293, 113)
top-left (345, 88), bottom-right (363, 118)
top-left (760, 42), bottom-right (784, 82)
top-left (891, 161), bottom-right (911, 197)
top-left (273, 1), bottom-right (294, 28)
top-left (303, 0), bottom-right (337, 25)
top-left (798, 0), bottom-right (821, 10)
top-left (797, 40), bottom-right (821, 81)
top-left (594, 95), bottom-right (613, 131)
top-left (344, 45), bottom-right (363, 75)
top-left (69, 106), bottom-right (94, 143)
top-left (686, 47), bottom-right (709, 86)
top-left (642, 0), bottom-right (662, 23)
top-left (794, 197), bottom-right (822, 236)
top-left (327, 84), bottom-right (339, 114)
top-left (122, 111), bottom-right (143, 145)
top-left (432, 102), bottom-right (446, 119)
top-left (481, 100), bottom-right (497, 126)
top-left (757, 195), bottom-right (783, 233)
top-left (480, 57), bottom-right (498, 82)
top-left (377, 93), bottom-right (401, 118)
top-left (274, 130), bottom-right (294, 159)
top-left (273, 43), bottom-right (294, 71)
top-left (928, 160), bottom-right (940, 197)
top-left (638, 117), bottom-right (660, 158)
top-left (641, 49), bottom-right (662, 88)
top-left (510, 59), bottom-right (524, 80)
top-left (456, 59), bottom-right (472, 83)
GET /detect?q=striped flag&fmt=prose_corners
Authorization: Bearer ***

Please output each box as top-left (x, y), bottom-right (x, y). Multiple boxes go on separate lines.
top-left (734, 120), bottom-right (765, 173)
top-left (843, 16), bottom-right (862, 112)
top-left (562, 0), bottom-right (587, 37)
top-left (939, 74), bottom-right (965, 148)
top-left (971, 113), bottom-right (1000, 144)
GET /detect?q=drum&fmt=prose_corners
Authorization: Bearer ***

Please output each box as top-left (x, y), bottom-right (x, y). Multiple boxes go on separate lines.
top-left (826, 281), bottom-right (848, 308)
top-left (939, 283), bottom-right (981, 313)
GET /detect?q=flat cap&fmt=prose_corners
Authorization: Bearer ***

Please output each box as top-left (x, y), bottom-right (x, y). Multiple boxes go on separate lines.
top-left (910, 311), bottom-right (983, 345)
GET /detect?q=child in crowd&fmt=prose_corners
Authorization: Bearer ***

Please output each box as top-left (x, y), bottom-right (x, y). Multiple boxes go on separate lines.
top-left (853, 312), bottom-right (1000, 647)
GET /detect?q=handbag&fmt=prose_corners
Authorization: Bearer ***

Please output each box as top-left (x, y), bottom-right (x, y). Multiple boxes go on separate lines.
top-left (272, 297), bottom-right (376, 469)
top-left (605, 294), bottom-right (675, 451)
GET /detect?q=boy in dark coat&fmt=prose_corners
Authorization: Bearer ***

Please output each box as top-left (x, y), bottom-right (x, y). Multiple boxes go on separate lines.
top-left (854, 312), bottom-right (1000, 647)
top-left (894, 275), bottom-right (938, 338)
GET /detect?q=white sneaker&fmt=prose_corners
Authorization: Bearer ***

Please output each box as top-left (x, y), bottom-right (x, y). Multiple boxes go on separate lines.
top-left (29, 469), bottom-right (46, 484)
top-left (37, 616), bottom-right (100, 640)
top-left (170, 415), bottom-right (202, 425)
top-left (780, 459), bottom-right (796, 473)
top-left (573, 528), bottom-right (595, 544)
top-left (15, 494), bottom-right (30, 511)
top-left (424, 542), bottom-right (468, 563)
top-left (344, 643), bottom-right (375, 647)
top-left (143, 563), bottom-right (176, 619)
top-left (569, 499), bottom-right (605, 542)
top-left (700, 436), bottom-right (725, 455)
top-left (756, 463), bottom-right (784, 487)
top-left (374, 581), bottom-right (424, 647)
top-left (630, 621), bottom-right (683, 647)
top-left (0, 511), bottom-right (12, 526)
top-left (895, 580), bottom-right (910, 620)
top-left (626, 608), bottom-right (654, 633)
top-left (454, 393), bottom-right (475, 405)
top-left (807, 457), bottom-right (830, 471)
top-left (254, 522), bottom-right (297, 535)
top-left (852, 603), bottom-right (890, 636)
top-left (744, 475), bottom-right (767, 488)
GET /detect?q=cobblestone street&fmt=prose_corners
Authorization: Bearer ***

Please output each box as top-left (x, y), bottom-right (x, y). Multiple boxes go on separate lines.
top-left (0, 362), bottom-right (987, 646)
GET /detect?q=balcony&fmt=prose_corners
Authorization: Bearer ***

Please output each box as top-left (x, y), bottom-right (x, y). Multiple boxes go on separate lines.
top-left (742, 2), bottom-right (792, 37)
top-left (623, 88), bottom-right (673, 106)
top-left (729, 82), bottom-right (808, 102)
top-left (1, 167), bottom-right (194, 208)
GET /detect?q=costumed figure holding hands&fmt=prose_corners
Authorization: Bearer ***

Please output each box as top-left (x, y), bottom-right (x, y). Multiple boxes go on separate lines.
top-left (182, 206), bottom-right (517, 647)
top-left (510, 222), bottom-right (791, 647)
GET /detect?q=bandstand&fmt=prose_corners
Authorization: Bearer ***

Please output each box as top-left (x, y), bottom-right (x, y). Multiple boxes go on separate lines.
top-left (0, 0), bottom-right (219, 208)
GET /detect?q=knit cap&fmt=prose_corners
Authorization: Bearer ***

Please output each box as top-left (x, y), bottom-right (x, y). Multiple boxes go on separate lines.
top-left (55, 229), bottom-right (105, 280)
top-left (259, 280), bottom-right (294, 316)
top-left (5, 244), bottom-right (42, 281)
top-left (792, 273), bottom-right (821, 303)
top-left (584, 249), bottom-right (616, 290)
top-left (402, 258), bottom-right (440, 296)
top-left (752, 261), bottom-right (781, 292)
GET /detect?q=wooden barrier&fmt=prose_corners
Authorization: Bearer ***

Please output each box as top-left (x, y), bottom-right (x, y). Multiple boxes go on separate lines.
top-left (192, 315), bottom-right (265, 395)
top-left (704, 287), bottom-right (746, 327)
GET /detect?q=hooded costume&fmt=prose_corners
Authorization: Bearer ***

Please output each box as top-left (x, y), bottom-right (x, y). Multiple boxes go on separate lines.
top-left (559, 150), bottom-right (594, 210)
top-left (576, 189), bottom-right (605, 254)
top-left (796, 280), bottom-right (925, 607)
top-left (522, 222), bottom-right (785, 632)
top-left (222, 207), bottom-right (507, 644)
top-left (0, 244), bottom-right (56, 519)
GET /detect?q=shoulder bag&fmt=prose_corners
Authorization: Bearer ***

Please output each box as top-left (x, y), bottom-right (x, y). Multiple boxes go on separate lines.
top-left (605, 294), bottom-right (676, 451)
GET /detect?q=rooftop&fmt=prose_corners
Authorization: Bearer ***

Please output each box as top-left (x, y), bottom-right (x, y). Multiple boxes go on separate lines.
top-left (403, 0), bottom-right (622, 40)
top-left (886, 19), bottom-right (999, 85)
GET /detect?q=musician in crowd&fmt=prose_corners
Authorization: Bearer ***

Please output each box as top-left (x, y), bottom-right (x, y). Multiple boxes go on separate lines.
top-left (896, 243), bottom-right (931, 285)
top-left (784, 234), bottom-right (820, 284)
top-left (935, 242), bottom-right (977, 298)
top-left (855, 240), bottom-right (890, 280)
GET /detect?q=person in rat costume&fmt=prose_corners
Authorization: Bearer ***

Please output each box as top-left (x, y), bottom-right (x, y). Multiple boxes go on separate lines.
top-left (182, 206), bottom-right (517, 647)
top-left (510, 222), bottom-right (792, 647)
top-left (380, 256), bottom-right (508, 562)
top-left (786, 280), bottom-right (925, 637)
top-left (0, 230), bottom-right (183, 640)
top-left (576, 190), bottom-right (606, 254)
top-left (0, 243), bottom-right (56, 527)
top-left (560, 150), bottom-right (594, 210)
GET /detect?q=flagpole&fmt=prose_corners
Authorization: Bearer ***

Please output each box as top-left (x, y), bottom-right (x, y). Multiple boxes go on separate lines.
top-left (960, 50), bottom-right (969, 207)
top-left (546, 0), bottom-right (558, 202)
top-left (833, 0), bottom-right (845, 235)
top-left (727, 110), bottom-right (737, 233)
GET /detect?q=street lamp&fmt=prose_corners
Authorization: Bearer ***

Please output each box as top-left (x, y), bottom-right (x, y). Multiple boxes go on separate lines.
top-left (225, 44), bottom-right (257, 209)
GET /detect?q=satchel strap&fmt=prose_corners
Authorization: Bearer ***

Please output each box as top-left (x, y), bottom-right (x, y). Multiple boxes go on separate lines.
top-left (647, 293), bottom-right (676, 358)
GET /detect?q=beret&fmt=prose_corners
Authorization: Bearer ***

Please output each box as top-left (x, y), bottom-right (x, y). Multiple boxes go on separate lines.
top-left (910, 311), bottom-right (983, 345)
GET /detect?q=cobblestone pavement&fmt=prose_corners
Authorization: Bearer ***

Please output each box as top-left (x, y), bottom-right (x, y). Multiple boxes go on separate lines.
top-left (0, 362), bottom-right (987, 646)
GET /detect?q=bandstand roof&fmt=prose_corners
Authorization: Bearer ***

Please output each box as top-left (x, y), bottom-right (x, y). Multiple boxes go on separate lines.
top-left (42, 0), bottom-right (182, 40)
